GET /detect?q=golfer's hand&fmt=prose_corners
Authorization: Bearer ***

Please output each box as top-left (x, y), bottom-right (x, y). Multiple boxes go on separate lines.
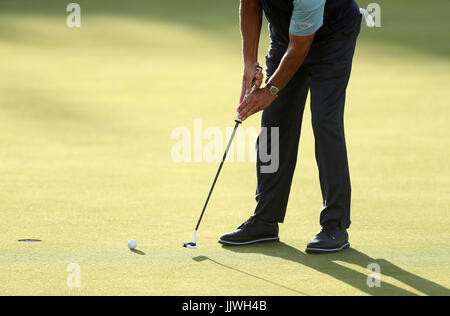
top-left (237, 87), bottom-right (277, 121)
top-left (240, 63), bottom-right (264, 103)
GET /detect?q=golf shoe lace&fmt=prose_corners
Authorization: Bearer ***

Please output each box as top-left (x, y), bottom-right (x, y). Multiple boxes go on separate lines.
top-left (320, 226), bottom-right (336, 240)
top-left (238, 216), bottom-right (256, 229)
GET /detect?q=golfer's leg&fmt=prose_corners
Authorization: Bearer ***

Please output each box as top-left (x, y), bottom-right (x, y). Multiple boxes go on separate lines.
top-left (309, 26), bottom-right (360, 229)
top-left (253, 64), bottom-right (310, 223)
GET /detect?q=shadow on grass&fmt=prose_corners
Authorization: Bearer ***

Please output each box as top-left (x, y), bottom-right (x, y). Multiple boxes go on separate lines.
top-left (130, 249), bottom-right (146, 256)
top-left (209, 243), bottom-right (450, 296)
top-left (193, 255), bottom-right (309, 296)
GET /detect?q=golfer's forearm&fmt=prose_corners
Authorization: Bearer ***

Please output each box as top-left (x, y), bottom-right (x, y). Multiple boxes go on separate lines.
top-left (268, 36), bottom-right (314, 91)
top-left (240, 0), bottom-right (262, 65)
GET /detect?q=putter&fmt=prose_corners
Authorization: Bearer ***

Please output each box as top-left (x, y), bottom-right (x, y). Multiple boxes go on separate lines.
top-left (183, 66), bottom-right (263, 249)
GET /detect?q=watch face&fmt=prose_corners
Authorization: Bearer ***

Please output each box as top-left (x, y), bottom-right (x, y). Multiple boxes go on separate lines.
top-left (269, 85), bottom-right (279, 95)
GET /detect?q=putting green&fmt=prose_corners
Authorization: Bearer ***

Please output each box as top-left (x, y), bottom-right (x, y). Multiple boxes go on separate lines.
top-left (0, 0), bottom-right (449, 296)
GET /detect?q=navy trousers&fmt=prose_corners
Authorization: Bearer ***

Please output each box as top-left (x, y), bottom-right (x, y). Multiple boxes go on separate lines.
top-left (254, 19), bottom-right (361, 229)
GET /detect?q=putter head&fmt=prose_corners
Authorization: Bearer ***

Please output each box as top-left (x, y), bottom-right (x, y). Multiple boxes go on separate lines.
top-left (183, 230), bottom-right (198, 249)
top-left (182, 241), bottom-right (198, 249)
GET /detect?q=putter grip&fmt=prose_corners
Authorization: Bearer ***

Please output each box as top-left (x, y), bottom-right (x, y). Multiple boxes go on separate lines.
top-left (235, 66), bottom-right (263, 124)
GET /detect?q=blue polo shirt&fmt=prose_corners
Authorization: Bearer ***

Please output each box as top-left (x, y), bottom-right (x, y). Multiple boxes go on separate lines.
top-left (290, 0), bottom-right (325, 37)
top-left (260, 0), bottom-right (360, 61)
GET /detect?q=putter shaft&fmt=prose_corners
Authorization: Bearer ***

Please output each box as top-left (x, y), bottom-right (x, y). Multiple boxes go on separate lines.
top-left (188, 65), bottom-right (262, 242)
top-left (194, 121), bottom-right (240, 231)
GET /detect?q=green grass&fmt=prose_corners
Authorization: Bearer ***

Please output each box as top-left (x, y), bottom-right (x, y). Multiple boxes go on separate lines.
top-left (0, 0), bottom-right (449, 296)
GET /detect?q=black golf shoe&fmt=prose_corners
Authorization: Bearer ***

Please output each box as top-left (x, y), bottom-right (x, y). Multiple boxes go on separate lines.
top-left (306, 226), bottom-right (350, 254)
top-left (218, 216), bottom-right (280, 246)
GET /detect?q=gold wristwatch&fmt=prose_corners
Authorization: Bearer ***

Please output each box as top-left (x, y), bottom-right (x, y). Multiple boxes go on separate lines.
top-left (266, 84), bottom-right (280, 96)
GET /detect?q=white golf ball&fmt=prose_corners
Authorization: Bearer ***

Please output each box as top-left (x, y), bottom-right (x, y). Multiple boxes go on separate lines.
top-left (128, 240), bottom-right (137, 250)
